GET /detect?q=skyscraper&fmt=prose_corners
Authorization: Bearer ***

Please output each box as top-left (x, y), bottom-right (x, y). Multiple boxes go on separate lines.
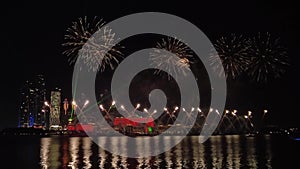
top-left (49, 90), bottom-right (61, 129)
top-left (18, 74), bottom-right (46, 128)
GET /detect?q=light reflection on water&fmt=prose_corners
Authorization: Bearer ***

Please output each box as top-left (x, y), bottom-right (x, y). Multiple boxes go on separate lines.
top-left (40, 137), bottom-right (50, 168)
top-left (40, 135), bottom-right (273, 169)
top-left (83, 137), bottom-right (92, 169)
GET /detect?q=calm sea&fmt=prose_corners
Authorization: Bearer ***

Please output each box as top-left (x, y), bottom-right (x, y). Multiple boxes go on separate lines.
top-left (0, 135), bottom-right (299, 168)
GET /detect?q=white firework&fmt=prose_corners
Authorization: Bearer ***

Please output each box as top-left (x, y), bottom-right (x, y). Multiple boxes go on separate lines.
top-left (150, 37), bottom-right (193, 80)
top-left (62, 16), bottom-right (123, 72)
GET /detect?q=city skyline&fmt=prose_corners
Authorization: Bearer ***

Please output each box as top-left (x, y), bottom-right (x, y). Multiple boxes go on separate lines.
top-left (12, 75), bottom-right (270, 136)
top-left (1, 1), bottom-right (299, 130)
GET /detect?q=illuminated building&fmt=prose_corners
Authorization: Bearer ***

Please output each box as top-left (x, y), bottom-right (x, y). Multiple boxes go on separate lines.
top-left (18, 74), bottom-right (46, 128)
top-left (113, 117), bottom-right (155, 134)
top-left (49, 90), bottom-right (61, 129)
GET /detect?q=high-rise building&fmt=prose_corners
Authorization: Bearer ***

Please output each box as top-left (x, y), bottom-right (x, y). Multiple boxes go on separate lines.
top-left (19, 81), bottom-right (31, 127)
top-left (49, 90), bottom-right (61, 128)
top-left (18, 74), bottom-right (46, 128)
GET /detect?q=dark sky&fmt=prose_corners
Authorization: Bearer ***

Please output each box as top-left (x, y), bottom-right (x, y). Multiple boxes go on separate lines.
top-left (0, 1), bottom-right (299, 129)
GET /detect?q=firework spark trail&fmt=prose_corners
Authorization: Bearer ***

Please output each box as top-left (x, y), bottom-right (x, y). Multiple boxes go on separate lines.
top-left (80, 26), bottom-right (123, 72)
top-left (247, 32), bottom-right (289, 82)
top-left (62, 16), bottom-right (105, 63)
top-left (62, 16), bottom-right (123, 72)
top-left (209, 34), bottom-right (252, 79)
top-left (150, 37), bottom-right (193, 80)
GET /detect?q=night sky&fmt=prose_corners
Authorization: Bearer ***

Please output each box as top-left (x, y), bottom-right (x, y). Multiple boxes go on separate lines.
top-left (0, 1), bottom-right (299, 130)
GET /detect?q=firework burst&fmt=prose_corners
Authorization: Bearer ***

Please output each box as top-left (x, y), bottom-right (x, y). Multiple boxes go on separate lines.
top-left (150, 37), bottom-right (193, 80)
top-left (62, 16), bottom-right (123, 72)
top-left (209, 34), bottom-right (252, 79)
top-left (247, 32), bottom-right (289, 82)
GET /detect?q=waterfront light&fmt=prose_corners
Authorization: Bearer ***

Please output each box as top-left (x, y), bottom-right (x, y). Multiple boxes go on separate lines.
top-left (197, 107), bottom-right (201, 113)
top-left (136, 103), bottom-right (141, 109)
top-left (112, 100), bottom-right (116, 106)
top-left (83, 100), bottom-right (89, 107)
top-left (44, 101), bottom-right (50, 107)
top-left (99, 104), bottom-right (104, 111)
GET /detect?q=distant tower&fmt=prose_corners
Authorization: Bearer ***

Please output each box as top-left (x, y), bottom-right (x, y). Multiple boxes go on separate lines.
top-left (19, 80), bottom-right (31, 127)
top-left (33, 74), bottom-right (46, 126)
top-left (63, 98), bottom-right (69, 115)
top-left (19, 74), bottom-right (46, 128)
top-left (49, 90), bottom-right (61, 128)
